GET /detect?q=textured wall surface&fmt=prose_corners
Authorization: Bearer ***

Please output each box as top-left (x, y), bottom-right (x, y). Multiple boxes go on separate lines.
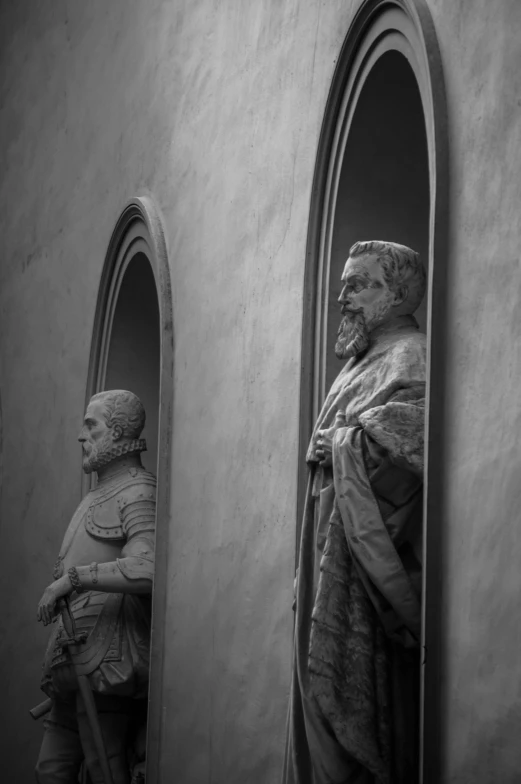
top-left (1, 0), bottom-right (521, 781)
top-left (426, 1), bottom-right (521, 781)
top-left (104, 254), bottom-right (160, 474)
top-left (0, 1), bottom-right (355, 780)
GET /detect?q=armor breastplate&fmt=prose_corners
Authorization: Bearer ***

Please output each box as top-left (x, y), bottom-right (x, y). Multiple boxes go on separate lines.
top-left (43, 465), bottom-right (157, 697)
top-left (85, 467), bottom-right (156, 541)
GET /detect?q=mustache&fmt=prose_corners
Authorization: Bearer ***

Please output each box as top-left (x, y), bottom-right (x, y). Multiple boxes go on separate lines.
top-left (341, 304), bottom-right (363, 316)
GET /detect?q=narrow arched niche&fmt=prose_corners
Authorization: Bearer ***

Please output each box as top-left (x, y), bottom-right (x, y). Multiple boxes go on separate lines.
top-left (326, 50), bottom-right (430, 392)
top-left (84, 196), bottom-right (173, 783)
top-left (104, 253), bottom-right (160, 473)
top-left (298, 1), bottom-right (449, 780)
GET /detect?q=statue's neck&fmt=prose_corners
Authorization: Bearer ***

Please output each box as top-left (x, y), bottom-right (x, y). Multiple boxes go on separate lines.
top-left (369, 313), bottom-right (418, 343)
top-left (96, 453), bottom-right (143, 484)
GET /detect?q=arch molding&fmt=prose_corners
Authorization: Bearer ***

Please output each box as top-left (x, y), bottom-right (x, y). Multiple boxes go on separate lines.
top-left (298, 2), bottom-right (449, 779)
top-left (84, 195), bottom-right (173, 784)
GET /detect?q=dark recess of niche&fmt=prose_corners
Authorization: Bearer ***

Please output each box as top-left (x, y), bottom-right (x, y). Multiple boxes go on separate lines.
top-left (326, 50), bottom-right (430, 393)
top-left (104, 253), bottom-right (160, 475)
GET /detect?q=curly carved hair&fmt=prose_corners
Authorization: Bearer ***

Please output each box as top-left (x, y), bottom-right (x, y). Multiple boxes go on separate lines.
top-left (91, 389), bottom-right (146, 439)
top-left (349, 240), bottom-right (426, 314)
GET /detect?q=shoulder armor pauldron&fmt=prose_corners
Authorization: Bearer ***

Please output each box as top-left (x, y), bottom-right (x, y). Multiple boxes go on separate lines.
top-left (86, 468), bottom-right (156, 541)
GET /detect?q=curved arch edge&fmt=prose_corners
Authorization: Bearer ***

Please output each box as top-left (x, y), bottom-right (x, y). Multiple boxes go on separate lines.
top-left (297, 2), bottom-right (449, 780)
top-left (83, 194), bottom-right (174, 784)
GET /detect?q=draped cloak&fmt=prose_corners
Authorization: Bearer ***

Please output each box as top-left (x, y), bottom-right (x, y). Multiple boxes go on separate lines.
top-left (284, 315), bottom-right (426, 784)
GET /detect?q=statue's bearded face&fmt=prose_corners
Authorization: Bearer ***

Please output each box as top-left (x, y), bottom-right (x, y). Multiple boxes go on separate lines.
top-left (78, 399), bottom-right (115, 474)
top-left (335, 253), bottom-right (396, 360)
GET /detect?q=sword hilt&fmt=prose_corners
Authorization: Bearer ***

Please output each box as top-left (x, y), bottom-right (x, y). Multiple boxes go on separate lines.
top-left (58, 598), bottom-right (87, 647)
top-left (61, 631), bottom-right (89, 647)
top-left (58, 597), bottom-right (76, 634)
top-left (29, 697), bottom-right (53, 721)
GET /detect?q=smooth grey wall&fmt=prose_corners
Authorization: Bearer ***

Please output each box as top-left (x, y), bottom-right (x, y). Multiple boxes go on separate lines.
top-left (429, 1), bottom-right (521, 781)
top-left (1, 0), bottom-right (521, 782)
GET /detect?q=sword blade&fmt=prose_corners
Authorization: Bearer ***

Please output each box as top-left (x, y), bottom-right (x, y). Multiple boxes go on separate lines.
top-left (60, 598), bottom-right (115, 784)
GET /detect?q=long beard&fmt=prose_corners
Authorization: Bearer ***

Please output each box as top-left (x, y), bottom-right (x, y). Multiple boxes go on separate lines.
top-left (335, 310), bottom-right (369, 360)
top-left (82, 432), bottom-right (114, 474)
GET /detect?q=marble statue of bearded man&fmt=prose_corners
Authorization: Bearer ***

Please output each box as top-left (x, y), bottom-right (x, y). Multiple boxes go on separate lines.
top-left (285, 241), bottom-right (426, 784)
top-left (35, 390), bottom-right (156, 784)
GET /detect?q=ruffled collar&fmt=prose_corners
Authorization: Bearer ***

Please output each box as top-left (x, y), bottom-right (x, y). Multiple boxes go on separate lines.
top-left (94, 438), bottom-right (147, 479)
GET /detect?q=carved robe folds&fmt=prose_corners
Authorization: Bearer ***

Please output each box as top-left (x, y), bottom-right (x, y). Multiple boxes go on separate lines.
top-left (41, 467), bottom-right (156, 699)
top-left (287, 316), bottom-right (425, 784)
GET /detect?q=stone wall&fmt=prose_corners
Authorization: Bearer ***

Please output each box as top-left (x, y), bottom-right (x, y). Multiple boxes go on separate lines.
top-left (0, 1), bottom-right (354, 779)
top-left (1, 0), bottom-right (521, 781)
top-left (427, 1), bottom-right (521, 781)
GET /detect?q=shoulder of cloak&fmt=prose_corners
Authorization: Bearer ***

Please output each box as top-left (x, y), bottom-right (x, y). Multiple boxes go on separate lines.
top-left (367, 329), bottom-right (427, 389)
top-left (307, 330), bottom-right (426, 462)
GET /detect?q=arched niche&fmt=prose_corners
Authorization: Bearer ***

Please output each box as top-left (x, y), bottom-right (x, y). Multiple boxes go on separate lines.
top-left (299, 1), bottom-right (449, 780)
top-left (84, 196), bottom-right (173, 783)
top-left (102, 252), bottom-right (160, 472)
top-left (325, 49), bottom-right (430, 393)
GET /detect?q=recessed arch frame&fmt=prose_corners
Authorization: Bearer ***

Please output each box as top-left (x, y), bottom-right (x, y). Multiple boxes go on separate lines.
top-left (83, 195), bottom-right (174, 783)
top-left (0, 389), bottom-right (3, 522)
top-left (298, 1), bottom-right (449, 779)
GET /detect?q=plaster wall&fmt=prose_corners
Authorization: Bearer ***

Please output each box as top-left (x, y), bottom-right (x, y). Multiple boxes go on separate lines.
top-left (424, 1), bottom-right (521, 781)
top-left (0, 1), bottom-right (357, 780)
top-left (0, 0), bottom-right (520, 782)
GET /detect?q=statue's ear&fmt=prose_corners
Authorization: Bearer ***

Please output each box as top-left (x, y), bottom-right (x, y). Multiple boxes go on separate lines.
top-left (112, 424), bottom-right (123, 442)
top-left (394, 284), bottom-right (408, 306)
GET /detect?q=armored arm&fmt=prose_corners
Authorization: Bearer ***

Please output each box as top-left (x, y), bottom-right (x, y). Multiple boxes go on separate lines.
top-left (116, 488), bottom-right (156, 583)
top-left (70, 481), bottom-right (156, 595)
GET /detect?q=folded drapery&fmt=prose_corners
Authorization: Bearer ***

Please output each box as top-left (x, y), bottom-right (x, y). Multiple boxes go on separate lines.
top-left (285, 317), bottom-right (425, 784)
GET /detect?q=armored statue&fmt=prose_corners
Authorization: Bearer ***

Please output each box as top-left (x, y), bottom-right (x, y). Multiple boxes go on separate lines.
top-left (286, 241), bottom-right (426, 784)
top-left (35, 390), bottom-right (156, 784)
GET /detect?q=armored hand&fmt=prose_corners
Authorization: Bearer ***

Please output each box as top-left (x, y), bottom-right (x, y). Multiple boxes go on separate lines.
top-left (37, 574), bottom-right (73, 626)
